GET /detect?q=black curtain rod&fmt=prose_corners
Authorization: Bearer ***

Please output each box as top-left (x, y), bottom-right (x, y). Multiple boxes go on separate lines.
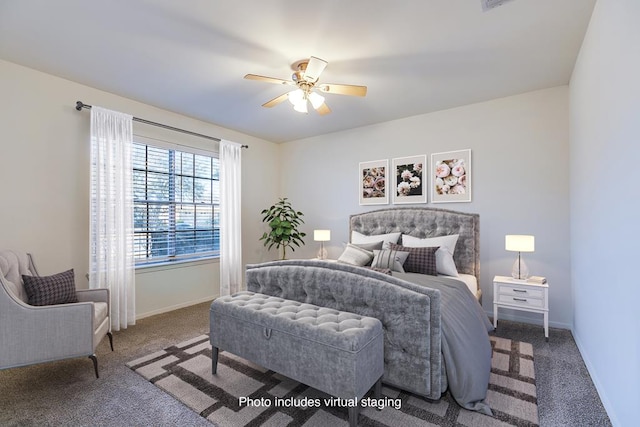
top-left (75, 101), bottom-right (248, 148)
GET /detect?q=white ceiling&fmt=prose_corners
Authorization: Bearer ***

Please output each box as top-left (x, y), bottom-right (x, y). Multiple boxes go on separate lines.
top-left (0, 0), bottom-right (596, 143)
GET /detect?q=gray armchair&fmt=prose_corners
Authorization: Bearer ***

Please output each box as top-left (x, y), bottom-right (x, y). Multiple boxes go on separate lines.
top-left (0, 250), bottom-right (113, 377)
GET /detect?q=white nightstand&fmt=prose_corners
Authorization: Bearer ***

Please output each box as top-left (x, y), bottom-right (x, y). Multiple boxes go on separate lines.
top-left (493, 275), bottom-right (549, 341)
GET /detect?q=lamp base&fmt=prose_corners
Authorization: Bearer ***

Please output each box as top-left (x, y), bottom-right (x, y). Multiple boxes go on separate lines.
top-left (317, 246), bottom-right (328, 260)
top-left (511, 255), bottom-right (529, 280)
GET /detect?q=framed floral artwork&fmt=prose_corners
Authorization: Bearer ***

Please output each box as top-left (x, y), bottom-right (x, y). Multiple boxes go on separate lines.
top-left (392, 155), bottom-right (427, 204)
top-left (431, 149), bottom-right (471, 203)
top-left (359, 159), bottom-right (389, 205)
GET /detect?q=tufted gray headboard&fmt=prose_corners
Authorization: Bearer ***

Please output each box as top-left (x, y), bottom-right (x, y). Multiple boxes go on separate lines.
top-left (350, 207), bottom-right (480, 281)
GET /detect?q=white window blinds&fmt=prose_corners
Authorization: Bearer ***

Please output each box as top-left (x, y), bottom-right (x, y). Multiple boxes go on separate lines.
top-left (132, 142), bottom-right (220, 264)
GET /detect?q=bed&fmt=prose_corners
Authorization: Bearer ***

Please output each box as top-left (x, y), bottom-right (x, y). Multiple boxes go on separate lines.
top-left (245, 207), bottom-right (493, 415)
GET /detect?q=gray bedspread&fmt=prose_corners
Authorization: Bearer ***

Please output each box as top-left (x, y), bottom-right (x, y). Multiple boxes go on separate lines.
top-left (396, 272), bottom-right (493, 415)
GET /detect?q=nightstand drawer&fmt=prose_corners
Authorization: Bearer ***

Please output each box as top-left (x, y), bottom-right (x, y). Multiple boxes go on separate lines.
top-left (497, 284), bottom-right (544, 299)
top-left (497, 294), bottom-right (544, 308)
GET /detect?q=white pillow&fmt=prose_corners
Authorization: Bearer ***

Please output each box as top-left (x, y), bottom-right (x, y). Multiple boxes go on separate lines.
top-left (337, 244), bottom-right (375, 266)
top-left (371, 249), bottom-right (410, 272)
top-left (352, 231), bottom-right (401, 250)
top-left (402, 234), bottom-right (460, 277)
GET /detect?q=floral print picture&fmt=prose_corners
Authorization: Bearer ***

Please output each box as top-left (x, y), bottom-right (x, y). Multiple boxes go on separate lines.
top-left (359, 159), bottom-right (389, 205)
top-left (431, 149), bottom-right (472, 203)
top-left (392, 155), bottom-right (427, 204)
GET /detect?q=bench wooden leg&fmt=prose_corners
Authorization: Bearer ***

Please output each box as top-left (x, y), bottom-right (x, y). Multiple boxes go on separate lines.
top-left (211, 346), bottom-right (219, 374)
top-left (374, 376), bottom-right (382, 399)
top-left (348, 400), bottom-right (360, 427)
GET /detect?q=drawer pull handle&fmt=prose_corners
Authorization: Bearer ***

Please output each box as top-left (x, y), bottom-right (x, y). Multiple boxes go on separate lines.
top-left (513, 297), bottom-right (527, 302)
top-left (513, 289), bottom-right (527, 293)
top-left (263, 328), bottom-right (272, 339)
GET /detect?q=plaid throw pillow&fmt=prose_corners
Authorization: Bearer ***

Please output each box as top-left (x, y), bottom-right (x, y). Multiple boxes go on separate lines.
top-left (389, 243), bottom-right (439, 276)
top-left (22, 269), bottom-right (78, 306)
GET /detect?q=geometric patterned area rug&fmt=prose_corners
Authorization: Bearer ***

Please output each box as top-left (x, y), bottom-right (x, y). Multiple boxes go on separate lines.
top-left (127, 335), bottom-right (539, 427)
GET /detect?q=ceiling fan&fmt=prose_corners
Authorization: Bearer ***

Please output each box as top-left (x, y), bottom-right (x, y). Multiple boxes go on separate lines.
top-left (244, 56), bottom-right (367, 115)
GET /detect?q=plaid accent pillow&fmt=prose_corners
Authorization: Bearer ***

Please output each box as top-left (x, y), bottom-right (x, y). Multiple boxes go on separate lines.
top-left (389, 243), bottom-right (439, 276)
top-left (22, 269), bottom-right (78, 306)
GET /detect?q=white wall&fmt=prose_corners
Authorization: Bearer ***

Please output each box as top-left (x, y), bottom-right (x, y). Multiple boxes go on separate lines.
top-left (570, 1), bottom-right (640, 425)
top-left (0, 59), bottom-right (280, 318)
top-left (279, 87), bottom-right (572, 328)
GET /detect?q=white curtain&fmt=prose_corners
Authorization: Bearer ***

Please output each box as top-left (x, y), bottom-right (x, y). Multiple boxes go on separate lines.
top-left (89, 106), bottom-right (136, 331)
top-left (220, 140), bottom-right (243, 296)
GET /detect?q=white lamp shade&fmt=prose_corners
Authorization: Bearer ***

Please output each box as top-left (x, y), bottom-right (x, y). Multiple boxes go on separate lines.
top-left (314, 229), bottom-right (331, 242)
top-left (287, 89), bottom-right (304, 105)
top-left (293, 100), bottom-right (308, 113)
top-left (505, 235), bottom-right (535, 252)
top-left (308, 91), bottom-right (325, 109)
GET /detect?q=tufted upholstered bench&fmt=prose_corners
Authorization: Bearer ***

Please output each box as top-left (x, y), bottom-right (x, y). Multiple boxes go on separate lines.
top-left (210, 291), bottom-right (384, 427)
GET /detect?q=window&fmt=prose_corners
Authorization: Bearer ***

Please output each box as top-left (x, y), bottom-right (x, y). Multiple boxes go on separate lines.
top-left (132, 142), bottom-right (220, 265)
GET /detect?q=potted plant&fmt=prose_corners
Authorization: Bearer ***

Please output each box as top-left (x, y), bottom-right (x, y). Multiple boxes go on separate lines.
top-left (260, 198), bottom-right (306, 260)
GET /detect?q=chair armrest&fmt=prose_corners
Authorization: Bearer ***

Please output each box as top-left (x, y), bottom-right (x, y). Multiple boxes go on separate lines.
top-left (76, 288), bottom-right (109, 305)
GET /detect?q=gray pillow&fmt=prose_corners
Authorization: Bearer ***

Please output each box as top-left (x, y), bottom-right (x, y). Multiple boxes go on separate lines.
top-left (371, 249), bottom-right (410, 272)
top-left (352, 231), bottom-right (401, 249)
top-left (22, 269), bottom-right (78, 306)
top-left (352, 241), bottom-right (384, 251)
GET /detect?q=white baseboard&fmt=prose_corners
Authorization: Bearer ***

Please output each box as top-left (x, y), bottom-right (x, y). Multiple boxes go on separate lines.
top-left (572, 330), bottom-right (618, 427)
top-left (136, 295), bottom-right (217, 320)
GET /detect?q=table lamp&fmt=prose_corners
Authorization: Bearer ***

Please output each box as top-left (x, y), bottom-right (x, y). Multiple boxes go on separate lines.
top-left (505, 235), bottom-right (535, 280)
top-left (314, 229), bottom-right (331, 260)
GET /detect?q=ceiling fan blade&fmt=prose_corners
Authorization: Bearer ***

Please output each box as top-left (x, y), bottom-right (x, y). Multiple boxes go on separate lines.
top-left (315, 102), bottom-right (331, 115)
top-left (303, 57), bottom-right (328, 82)
top-left (262, 93), bottom-right (289, 108)
top-left (244, 74), bottom-right (294, 86)
top-left (317, 83), bottom-right (367, 97)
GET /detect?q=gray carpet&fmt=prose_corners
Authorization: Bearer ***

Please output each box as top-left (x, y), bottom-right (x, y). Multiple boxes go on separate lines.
top-left (0, 301), bottom-right (611, 426)
top-left (127, 334), bottom-right (538, 426)
top-left (491, 320), bottom-right (612, 427)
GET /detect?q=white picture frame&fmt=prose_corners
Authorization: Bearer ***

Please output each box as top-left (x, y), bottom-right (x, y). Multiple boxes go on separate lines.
top-left (431, 149), bottom-right (472, 203)
top-left (359, 159), bottom-right (389, 205)
top-left (392, 155), bottom-right (427, 204)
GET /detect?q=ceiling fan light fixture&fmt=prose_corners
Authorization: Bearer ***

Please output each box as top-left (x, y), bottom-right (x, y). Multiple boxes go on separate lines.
top-left (293, 100), bottom-right (308, 113)
top-left (308, 91), bottom-right (325, 110)
top-left (245, 56), bottom-right (367, 115)
top-left (287, 89), bottom-right (304, 106)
